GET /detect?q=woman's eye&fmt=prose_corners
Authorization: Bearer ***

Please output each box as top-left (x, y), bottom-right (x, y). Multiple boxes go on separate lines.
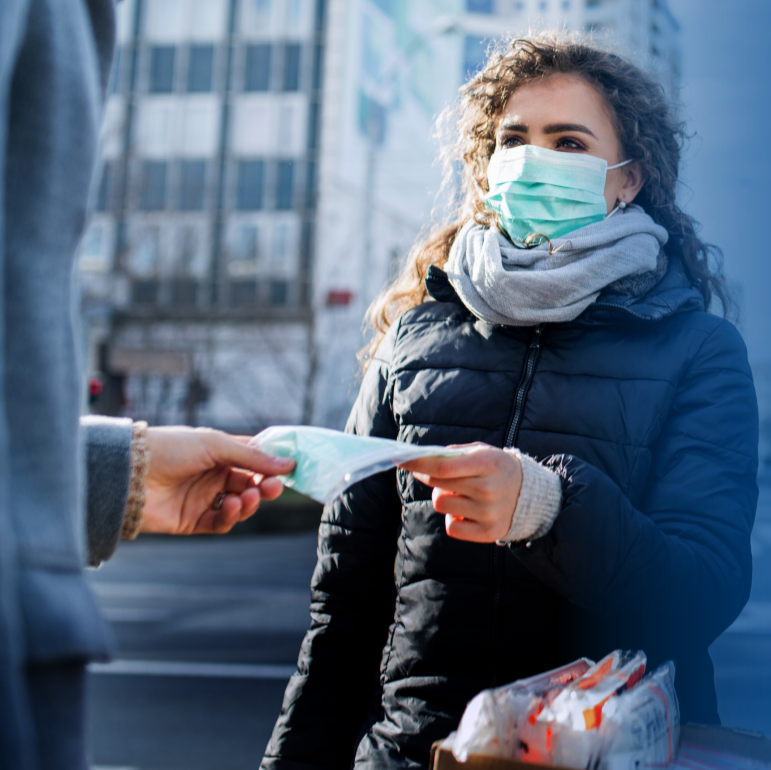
top-left (501, 135), bottom-right (523, 148)
top-left (556, 137), bottom-right (585, 150)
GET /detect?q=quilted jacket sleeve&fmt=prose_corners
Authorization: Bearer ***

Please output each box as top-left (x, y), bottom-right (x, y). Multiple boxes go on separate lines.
top-left (261, 324), bottom-right (403, 770)
top-left (515, 319), bottom-right (758, 646)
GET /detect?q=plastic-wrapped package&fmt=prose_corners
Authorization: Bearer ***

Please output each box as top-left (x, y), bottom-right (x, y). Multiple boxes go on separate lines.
top-left (594, 661), bottom-right (680, 770)
top-left (530, 650), bottom-right (647, 767)
top-left (249, 425), bottom-right (467, 505)
top-left (542, 650), bottom-right (648, 731)
top-left (450, 653), bottom-right (680, 769)
top-left (451, 659), bottom-right (594, 761)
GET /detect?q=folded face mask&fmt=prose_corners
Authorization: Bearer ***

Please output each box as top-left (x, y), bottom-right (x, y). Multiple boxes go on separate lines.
top-left (249, 425), bottom-right (465, 505)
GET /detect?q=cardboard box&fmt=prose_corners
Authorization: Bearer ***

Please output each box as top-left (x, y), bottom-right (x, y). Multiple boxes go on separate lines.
top-left (430, 724), bottom-right (771, 769)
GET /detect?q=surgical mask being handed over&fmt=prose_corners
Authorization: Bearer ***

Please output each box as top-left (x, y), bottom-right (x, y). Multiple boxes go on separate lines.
top-left (249, 425), bottom-right (469, 505)
top-left (483, 144), bottom-right (633, 245)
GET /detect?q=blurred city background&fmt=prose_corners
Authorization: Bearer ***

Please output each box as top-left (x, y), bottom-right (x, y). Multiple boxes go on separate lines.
top-left (80, 0), bottom-right (771, 768)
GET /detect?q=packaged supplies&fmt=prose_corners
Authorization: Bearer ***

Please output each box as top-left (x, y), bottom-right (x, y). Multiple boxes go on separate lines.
top-left (452, 659), bottom-right (594, 761)
top-left (594, 661), bottom-right (680, 770)
top-left (249, 425), bottom-right (467, 505)
top-left (447, 651), bottom-right (680, 769)
top-left (432, 722), bottom-right (771, 770)
top-left (540, 650), bottom-right (648, 732)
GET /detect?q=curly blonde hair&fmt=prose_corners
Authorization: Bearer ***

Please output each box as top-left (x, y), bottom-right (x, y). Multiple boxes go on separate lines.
top-left (361, 30), bottom-right (731, 370)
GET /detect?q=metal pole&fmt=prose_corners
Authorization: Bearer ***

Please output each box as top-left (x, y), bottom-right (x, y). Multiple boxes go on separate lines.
top-left (209, 0), bottom-right (239, 309)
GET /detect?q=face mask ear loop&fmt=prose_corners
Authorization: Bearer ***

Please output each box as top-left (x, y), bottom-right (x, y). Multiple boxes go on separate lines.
top-left (605, 158), bottom-right (637, 219)
top-left (607, 158), bottom-right (634, 170)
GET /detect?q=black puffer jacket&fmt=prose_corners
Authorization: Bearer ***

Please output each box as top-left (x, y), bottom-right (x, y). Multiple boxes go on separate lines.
top-left (262, 259), bottom-right (758, 770)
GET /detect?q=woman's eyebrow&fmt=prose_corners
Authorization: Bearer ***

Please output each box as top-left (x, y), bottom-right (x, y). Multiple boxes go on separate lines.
top-left (497, 121), bottom-right (528, 135)
top-left (542, 122), bottom-right (598, 138)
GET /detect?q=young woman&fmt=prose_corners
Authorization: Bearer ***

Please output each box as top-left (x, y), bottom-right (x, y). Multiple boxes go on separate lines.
top-left (261, 33), bottom-right (758, 770)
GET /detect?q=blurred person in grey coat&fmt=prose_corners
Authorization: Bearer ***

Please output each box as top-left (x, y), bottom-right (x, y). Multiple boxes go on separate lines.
top-left (0, 2), bottom-right (293, 768)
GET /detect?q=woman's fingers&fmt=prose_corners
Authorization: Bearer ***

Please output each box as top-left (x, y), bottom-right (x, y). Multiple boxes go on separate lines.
top-left (432, 487), bottom-right (476, 517)
top-left (205, 430), bottom-right (295, 476)
top-left (413, 472), bottom-right (493, 499)
top-left (400, 447), bottom-right (494, 478)
top-left (432, 488), bottom-right (510, 536)
top-left (444, 515), bottom-right (496, 543)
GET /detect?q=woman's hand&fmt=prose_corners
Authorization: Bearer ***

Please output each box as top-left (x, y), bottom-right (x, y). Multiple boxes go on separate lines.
top-left (141, 427), bottom-right (295, 535)
top-left (399, 443), bottom-right (522, 542)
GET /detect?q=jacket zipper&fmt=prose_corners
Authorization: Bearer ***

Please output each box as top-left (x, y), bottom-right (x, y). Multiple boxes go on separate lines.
top-left (505, 324), bottom-right (544, 448)
top-left (490, 323), bottom-right (545, 687)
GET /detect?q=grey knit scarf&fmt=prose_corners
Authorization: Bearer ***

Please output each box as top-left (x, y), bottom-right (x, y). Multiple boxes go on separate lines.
top-left (445, 204), bottom-right (669, 326)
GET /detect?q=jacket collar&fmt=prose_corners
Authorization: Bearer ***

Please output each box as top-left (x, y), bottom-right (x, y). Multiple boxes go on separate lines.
top-left (581, 256), bottom-right (704, 323)
top-left (425, 258), bottom-right (704, 326)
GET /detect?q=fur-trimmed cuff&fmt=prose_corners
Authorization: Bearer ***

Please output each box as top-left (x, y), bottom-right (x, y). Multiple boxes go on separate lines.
top-left (121, 421), bottom-right (149, 540)
top-left (499, 449), bottom-right (563, 543)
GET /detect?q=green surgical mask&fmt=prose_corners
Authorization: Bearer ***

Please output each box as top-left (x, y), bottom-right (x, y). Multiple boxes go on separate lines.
top-left (249, 425), bottom-right (467, 505)
top-left (483, 145), bottom-right (632, 245)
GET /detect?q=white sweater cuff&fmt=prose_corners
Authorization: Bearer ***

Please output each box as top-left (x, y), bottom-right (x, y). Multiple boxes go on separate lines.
top-left (499, 449), bottom-right (563, 543)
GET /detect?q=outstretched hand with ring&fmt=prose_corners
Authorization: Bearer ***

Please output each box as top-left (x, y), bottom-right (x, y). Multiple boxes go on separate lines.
top-left (140, 427), bottom-right (295, 535)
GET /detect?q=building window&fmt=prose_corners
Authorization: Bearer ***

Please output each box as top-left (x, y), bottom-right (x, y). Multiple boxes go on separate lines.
top-left (229, 225), bottom-right (261, 276)
top-left (139, 161), bottom-right (168, 210)
top-left (236, 160), bottom-right (265, 210)
top-left (96, 163), bottom-right (113, 212)
top-left (269, 280), bottom-right (288, 306)
top-left (236, 225), bottom-right (260, 261)
top-left (187, 45), bottom-right (214, 93)
top-left (171, 279), bottom-right (198, 309)
top-left (130, 226), bottom-right (161, 276)
top-left (466, 0), bottom-right (493, 12)
top-left (149, 46), bottom-right (176, 93)
top-left (231, 280), bottom-right (258, 307)
top-left (276, 161), bottom-right (294, 210)
top-left (176, 225), bottom-right (203, 277)
top-left (585, 0), bottom-right (602, 6)
top-left (244, 44), bottom-right (271, 91)
top-left (282, 44), bottom-right (301, 91)
top-left (133, 280), bottom-right (159, 305)
top-left (271, 222), bottom-right (290, 271)
top-left (178, 160), bottom-right (207, 211)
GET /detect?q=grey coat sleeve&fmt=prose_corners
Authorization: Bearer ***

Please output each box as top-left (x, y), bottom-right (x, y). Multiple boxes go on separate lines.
top-left (80, 416), bottom-right (133, 566)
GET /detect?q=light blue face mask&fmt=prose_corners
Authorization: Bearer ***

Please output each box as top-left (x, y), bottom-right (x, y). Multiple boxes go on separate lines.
top-left (483, 145), bottom-right (633, 246)
top-left (249, 425), bottom-right (468, 505)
